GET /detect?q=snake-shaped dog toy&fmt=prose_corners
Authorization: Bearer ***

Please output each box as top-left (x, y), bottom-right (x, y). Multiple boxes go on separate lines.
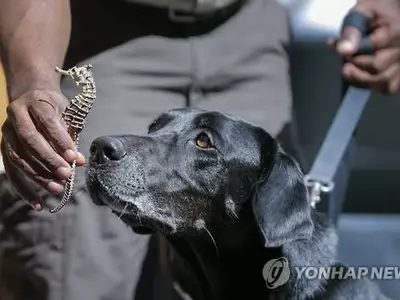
top-left (49, 64), bottom-right (96, 213)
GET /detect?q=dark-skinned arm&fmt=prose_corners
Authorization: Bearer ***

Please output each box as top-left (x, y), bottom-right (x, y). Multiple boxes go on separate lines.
top-left (0, 0), bottom-right (85, 210)
top-left (0, 0), bottom-right (70, 98)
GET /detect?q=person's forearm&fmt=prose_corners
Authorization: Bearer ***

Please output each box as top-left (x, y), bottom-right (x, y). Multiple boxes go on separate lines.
top-left (0, 0), bottom-right (71, 99)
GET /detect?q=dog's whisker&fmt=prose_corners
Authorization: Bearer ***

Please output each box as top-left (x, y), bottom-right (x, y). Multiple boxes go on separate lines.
top-left (138, 213), bottom-right (142, 226)
top-left (118, 203), bottom-right (128, 219)
top-left (204, 226), bottom-right (219, 256)
top-left (231, 210), bottom-right (239, 220)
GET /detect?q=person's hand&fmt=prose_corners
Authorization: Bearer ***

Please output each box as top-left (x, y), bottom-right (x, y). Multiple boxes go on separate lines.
top-left (329, 0), bottom-right (400, 94)
top-left (1, 89), bottom-right (85, 211)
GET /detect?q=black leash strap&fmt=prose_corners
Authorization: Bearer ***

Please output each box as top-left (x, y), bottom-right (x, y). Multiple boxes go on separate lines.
top-left (305, 11), bottom-right (374, 208)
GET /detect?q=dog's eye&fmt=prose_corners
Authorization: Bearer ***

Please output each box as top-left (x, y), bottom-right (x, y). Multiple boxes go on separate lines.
top-left (195, 133), bottom-right (212, 149)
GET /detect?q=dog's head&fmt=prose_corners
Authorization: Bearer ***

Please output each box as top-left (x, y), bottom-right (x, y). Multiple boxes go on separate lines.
top-left (86, 108), bottom-right (313, 247)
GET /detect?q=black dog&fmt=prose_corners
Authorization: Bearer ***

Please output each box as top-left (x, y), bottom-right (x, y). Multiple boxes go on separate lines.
top-left (86, 108), bottom-right (385, 300)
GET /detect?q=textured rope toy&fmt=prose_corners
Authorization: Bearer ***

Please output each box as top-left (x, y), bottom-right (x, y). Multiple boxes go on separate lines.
top-left (49, 64), bottom-right (96, 213)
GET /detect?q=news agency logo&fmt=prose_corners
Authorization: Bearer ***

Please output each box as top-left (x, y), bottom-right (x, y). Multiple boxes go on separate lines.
top-left (262, 257), bottom-right (291, 289)
top-left (262, 257), bottom-right (400, 289)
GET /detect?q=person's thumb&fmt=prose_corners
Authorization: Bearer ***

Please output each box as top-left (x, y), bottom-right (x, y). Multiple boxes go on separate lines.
top-left (337, 26), bottom-right (363, 56)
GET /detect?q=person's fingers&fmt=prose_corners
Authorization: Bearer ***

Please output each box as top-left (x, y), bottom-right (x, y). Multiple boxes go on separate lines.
top-left (354, 0), bottom-right (400, 49)
top-left (2, 127), bottom-right (64, 193)
top-left (350, 48), bottom-right (400, 74)
top-left (337, 26), bottom-right (364, 56)
top-left (342, 61), bottom-right (400, 94)
top-left (29, 96), bottom-right (78, 162)
top-left (374, 62), bottom-right (400, 94)
top-left (6, 102), bottom-right (72, 180)
top-left (336, 1), bottom-right (377, 55)
top-left (2, 143), bottom-right (44, 211)
top-left (337, 0), bottom-right (390, 54)
top-left (76, 152), bottom-right (86, 166)
top-left (369, 25), bottom-right (396, 50)
top-left (342, 62), bottom-right (374, 87)
top-left (388, 71), bottom-right (400, 94)
top-left (334, 0), bottom-right (400, 54)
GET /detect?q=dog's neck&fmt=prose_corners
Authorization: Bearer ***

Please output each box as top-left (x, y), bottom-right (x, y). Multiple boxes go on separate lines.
top-left (167, 213), bottom-right (269, 300)
top-left (166, 211), bottom-right (338, 300)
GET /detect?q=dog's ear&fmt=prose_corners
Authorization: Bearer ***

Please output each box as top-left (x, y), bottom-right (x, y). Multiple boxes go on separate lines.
top-left (252, 142), bottom-right (313, 248)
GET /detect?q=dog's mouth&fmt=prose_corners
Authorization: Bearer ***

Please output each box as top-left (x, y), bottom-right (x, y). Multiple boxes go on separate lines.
top-left (87, 165), bottom-right (200, 236)
top-left (88, 175), bottom-right (156, 234)
top-left (88, 172), bottom-right (183, 235)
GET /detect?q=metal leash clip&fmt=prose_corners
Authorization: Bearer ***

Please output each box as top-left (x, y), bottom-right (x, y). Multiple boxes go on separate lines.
top-left (304, 175), bottom-right (334, 208)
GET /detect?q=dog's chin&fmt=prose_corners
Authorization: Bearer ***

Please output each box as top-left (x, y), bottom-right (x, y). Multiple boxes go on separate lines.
top-left (87, 182), bottom-right (156, 234)
top-left (118, 214), bottom-right (155, 234)
top-left (93, 190), bottom-right (187, 235)
top-left (87, 174), bottom-right (189, 236)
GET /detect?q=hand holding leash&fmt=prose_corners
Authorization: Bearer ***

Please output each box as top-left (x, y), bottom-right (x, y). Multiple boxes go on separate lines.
top-left (334, 0), bottom-right (400, 94)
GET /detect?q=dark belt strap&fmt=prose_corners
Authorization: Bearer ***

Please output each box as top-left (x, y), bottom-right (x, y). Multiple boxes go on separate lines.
top-left (305, 11), bottom-right (374, 208)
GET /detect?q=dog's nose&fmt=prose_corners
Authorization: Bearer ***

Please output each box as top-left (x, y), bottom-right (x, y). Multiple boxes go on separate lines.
top-left (89, 136), bottom-right (126, 164)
